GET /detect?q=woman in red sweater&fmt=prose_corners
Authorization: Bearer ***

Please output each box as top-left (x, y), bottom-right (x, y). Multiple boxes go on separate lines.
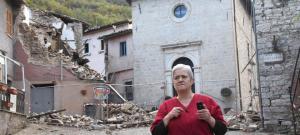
top-left (150, 64), bottom-right (227, 135)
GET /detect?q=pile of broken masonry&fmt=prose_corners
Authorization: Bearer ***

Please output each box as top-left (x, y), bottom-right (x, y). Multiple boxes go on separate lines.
top-left (28, 102), bottom-right (153, 131)
top-left (224, 109), bottom-right (261, 132)
top-left (28, 102), bottom-right (262, 132)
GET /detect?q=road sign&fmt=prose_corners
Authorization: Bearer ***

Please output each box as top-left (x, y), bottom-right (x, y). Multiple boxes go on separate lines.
top-left (94, 86), bottom-right (110, 100)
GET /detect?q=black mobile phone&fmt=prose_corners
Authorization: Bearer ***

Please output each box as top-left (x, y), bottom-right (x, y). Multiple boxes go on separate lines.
top-left (197, 102), bottom-right (204, 110)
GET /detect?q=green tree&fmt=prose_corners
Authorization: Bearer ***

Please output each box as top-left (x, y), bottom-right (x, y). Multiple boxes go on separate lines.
top-left (25, 0), bottom-right (131, 26)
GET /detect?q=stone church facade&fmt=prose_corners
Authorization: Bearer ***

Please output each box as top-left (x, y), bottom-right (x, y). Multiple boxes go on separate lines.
top-left (129, 0), bottom-right (241, 111)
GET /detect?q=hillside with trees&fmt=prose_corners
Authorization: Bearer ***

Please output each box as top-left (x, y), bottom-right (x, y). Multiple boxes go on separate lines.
top-left (25, 0), bottom-right (131, 26)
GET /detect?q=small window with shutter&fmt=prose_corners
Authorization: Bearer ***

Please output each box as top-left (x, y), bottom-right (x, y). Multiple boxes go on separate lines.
top-left (6, 9), bottom-right (13, 37)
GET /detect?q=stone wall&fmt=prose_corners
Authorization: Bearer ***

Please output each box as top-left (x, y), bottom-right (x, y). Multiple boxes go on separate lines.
top-left (0, 109), bottom-right (27, 135)
top-left (254, 0), bottom-right (300, 133)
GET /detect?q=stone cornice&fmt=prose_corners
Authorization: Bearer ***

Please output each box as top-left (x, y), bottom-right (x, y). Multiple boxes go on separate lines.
top-left (161, 41), bottom-right (202, 50)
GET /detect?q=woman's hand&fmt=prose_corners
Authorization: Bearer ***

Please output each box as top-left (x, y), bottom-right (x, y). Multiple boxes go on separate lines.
top-left (163, 107), bottom-right (184, 126)
top-left (196, 105), bottom-right (216, 127)
top-left (167, 107), bottom-right (183, 119)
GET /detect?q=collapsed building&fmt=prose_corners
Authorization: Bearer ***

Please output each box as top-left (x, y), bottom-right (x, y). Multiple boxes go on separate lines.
top-left (9, 5), bottom-right (148, 127)
top-left (14, 7), bottom-right (114, 116)
top-left (17, 9), bottom-right (101, 80)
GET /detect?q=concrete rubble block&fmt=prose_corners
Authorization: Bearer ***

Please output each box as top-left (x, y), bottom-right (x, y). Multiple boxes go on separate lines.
top-left (28, 118), bottom-right (39, 124)
top-left (106, 129), bottom-right (112, 135)
top-left (49, 113), bottom-right (61, 119)
top-left (116, 124), bottom-right (123, 129)
top-left (39, 117), bottom-right (46, 123)
top-left (107, 117), bottom-right (122, 123)
top-left (47, 119), bottom-right (64, 126)
top-left (108, 124), bottom-right (117, 130)
top-left (244, 124), bottom-right (259, 132)
top-left (89, 124), bottom-right (106, 131)
top-left (122, 103), bottom-right (134, 109)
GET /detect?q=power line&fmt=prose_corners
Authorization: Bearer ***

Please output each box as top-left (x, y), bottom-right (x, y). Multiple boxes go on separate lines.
top-left (27, 79), bottom-right (238, 89)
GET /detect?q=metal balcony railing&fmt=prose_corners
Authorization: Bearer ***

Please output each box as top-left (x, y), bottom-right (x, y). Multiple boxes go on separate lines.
top-left (0, 54), bottom-right (25, 114)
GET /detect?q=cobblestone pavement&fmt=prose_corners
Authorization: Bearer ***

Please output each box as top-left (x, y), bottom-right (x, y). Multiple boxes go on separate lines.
top-left (14, 124), bottom-right (281, 135)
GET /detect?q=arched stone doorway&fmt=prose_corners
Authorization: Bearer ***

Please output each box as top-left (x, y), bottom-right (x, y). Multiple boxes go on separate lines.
top-left (172, 57), bottom-right (195, 96)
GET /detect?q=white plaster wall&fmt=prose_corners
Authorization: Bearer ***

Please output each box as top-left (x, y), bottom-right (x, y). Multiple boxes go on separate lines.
top-left (82, 33), bottom-right (105, 74)
top-left (52, 21), bottom-right (79, 50)
top-left (132, 0), bottom-right (238, 110)
top-left (83, 23), bottom-right (132, 75)
top-left (61, 24), bottom-right (76, 49)
top-left (106, 34), bottom-right (133, 72)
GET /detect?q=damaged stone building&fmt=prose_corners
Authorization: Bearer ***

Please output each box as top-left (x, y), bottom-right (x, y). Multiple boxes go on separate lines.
top-left (14, 7), bottom-right (108, 116)
top-left (126, 0), bottom-right (259, 112)
top-left (254, 0), bottom-right (300, 134)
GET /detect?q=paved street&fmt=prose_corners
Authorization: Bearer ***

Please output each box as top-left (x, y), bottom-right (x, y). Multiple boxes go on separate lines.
top-left (14, 123), bottom-right (281, 135)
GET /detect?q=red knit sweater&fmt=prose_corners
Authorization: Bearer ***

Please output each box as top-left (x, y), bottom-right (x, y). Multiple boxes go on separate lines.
top-left (150, 94), bottom-right (226, 135)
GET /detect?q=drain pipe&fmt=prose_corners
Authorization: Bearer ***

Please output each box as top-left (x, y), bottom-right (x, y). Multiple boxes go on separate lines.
top-left (252, 0), bottom-right (265, 128)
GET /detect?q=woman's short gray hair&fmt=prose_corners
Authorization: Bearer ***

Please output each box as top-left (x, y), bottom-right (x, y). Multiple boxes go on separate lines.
top-left (172, 64), bottom-right (194, 80)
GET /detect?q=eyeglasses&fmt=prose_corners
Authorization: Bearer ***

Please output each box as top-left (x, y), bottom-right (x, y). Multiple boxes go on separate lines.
top-left (173, 75), bottom-right (189, 80)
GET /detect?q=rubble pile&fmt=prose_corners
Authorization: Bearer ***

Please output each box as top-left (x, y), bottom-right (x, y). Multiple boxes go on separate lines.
top-left (103, 102), bottom-right (153, 129)
top-left (29, 112), bottom-right (106, 130)
top-left (70, 64), bottom-right (102, 80)
top-left (224, 109), bottom-right (261, 132)
top-left (28, 103), bottom-right (153, 131)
